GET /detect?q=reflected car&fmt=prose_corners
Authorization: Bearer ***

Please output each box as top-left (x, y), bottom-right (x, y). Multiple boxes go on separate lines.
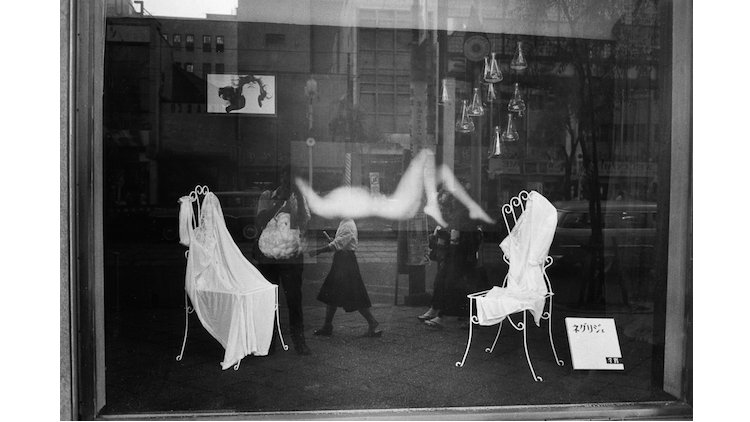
top-left (548, 200), bottom-right (657, 274)
top-left (149, 190), bottom-right (264, 242)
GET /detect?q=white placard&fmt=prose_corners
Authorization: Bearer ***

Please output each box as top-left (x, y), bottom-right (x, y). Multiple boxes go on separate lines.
top-left (565, 317), bottom-right (624, 370)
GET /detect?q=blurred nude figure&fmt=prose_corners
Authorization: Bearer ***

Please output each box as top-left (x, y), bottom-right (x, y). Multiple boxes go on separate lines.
top-left (294, 149), bottom-right (494, 227)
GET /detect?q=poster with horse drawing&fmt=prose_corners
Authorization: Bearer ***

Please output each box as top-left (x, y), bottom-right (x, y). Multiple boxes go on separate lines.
top-left (207, 74), bottom-right (276, 116)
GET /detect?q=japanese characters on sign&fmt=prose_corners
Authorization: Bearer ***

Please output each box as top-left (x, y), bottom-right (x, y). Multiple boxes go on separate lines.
top-left (565, 317), bottom-right (624, 370)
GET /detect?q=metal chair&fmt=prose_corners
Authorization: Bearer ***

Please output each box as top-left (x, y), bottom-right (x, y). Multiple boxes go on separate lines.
top-left (455, 190), bottom-right (564, 381)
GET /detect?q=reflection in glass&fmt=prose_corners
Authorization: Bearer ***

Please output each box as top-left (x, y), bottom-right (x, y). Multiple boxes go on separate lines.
top-left (456, 99), bottom-right (475, 133)
top-left (96, 0), bottom-right (674, 415)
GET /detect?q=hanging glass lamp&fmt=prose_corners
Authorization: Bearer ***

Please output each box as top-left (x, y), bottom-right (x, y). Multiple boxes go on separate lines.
top-left (438, 78), bottom-right (452, 106)
top-left (483, 53), bottom-right (503, 83)
top-left (510, 41), bottom-right (528, 70)
top-left (455, 99), bottom-right (475, 133)
top-left (489, 126), bottom-right (503, 157)
top-left (501, 113), bottom-right (519, 142)
top-left (467, 87), bottom-right (484, 116)
top-left (508, 82), bottom-right (526, 115)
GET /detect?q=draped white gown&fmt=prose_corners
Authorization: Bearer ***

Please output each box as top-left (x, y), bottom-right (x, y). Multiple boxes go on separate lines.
top-left (179, 192), bottom-right (277, 369)
top-left (475, 191), bottom-right (557, 326)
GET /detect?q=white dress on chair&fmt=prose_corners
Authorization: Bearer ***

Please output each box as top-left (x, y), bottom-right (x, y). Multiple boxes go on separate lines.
top-left (475, 191), bottom-right (557, 326)
top-left (179, 192), bottom-right (277, 369)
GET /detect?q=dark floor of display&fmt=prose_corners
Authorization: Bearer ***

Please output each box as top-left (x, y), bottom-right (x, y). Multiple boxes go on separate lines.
top-left (98, 238), bottom-right (678, 418)
top-left (100, 298), bottom-right (675, 416)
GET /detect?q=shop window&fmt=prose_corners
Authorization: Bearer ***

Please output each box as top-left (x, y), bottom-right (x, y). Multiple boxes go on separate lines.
top-left (82, 1), bottom-right (692, 420)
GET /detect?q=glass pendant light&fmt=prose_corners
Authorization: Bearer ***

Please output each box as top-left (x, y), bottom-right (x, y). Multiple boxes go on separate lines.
top-left (455, 99), bottom-right (475, 133)
top-left (508, 82), bottom-right (526, 115)
top-left (485, 82), bottom-right (498, 103)
top-left (467, 87), bottom-right (484, 116)
top-left (483, 53), bottom-right (503, 83)
top-left (489, 126), bottom-right (503, 157)
top-left (438, 78), bottom-right (452, 106)
top-left (501, 113), bottom-right (519, 142)
top-left (510, 41), bottom-right (527, 70)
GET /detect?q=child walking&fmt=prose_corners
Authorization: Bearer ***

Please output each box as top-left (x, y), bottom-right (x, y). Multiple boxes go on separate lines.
top-left (308, 218), bottom-right (382, 337)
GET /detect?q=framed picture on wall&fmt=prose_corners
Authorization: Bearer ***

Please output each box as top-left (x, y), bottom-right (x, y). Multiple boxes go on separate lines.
top-left (206, 74), bottom-right (276, 116)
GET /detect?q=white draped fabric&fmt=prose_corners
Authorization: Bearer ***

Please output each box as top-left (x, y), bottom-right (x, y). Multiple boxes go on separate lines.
top-left (475, 191), bottom-right (557, 326)
top-left (179, 192), bottom-right (277, 369)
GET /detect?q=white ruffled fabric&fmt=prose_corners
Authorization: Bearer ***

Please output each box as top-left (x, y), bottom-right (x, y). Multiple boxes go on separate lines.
top-left (179, 192), bottom-right (277, 369)
top-left (476, 191), bottom-right (557, 326)
top-left (257, 212), bottom-right (302, 260)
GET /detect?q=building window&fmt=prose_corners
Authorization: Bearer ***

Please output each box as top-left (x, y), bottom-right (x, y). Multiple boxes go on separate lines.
top-left (357, 13), bottom-right (412, 134)
top-left (172, 34), bottom-right (181, 50)
top-left (185, 62), bottom-right (193, 73)
top-left (216, 35), bottom-right (225, 52)
top-left (215, 63), bottom-right (225, 74)
top-left (265, 33), bottom-right (285, 46)
top-left (202, 63), bottom-right (212, 76)
top-left (203, 35), bottom-right (211, 52)
top-left (186, 34), bottom-right (194, 51)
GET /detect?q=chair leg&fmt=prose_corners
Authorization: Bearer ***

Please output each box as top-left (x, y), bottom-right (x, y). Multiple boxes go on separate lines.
top-left (455, 298), bottom-right (477, 367)
top-left (176, 292), bottom-right (193, 362)
top-left (521, 312), bottom-right (543, 382)
top-left (486, 319), bottom-right (504, 353)
top-left (546, 296), bottom-right (564, 367)
top-left (274, 286), bottom-right (289, 351)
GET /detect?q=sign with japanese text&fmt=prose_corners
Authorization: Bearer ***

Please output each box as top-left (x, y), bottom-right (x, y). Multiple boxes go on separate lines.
top-left (565, 317), bottom-right (624, 370)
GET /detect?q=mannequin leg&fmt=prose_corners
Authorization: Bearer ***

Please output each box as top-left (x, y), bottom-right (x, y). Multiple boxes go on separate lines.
top-left (437, 164), bottom-right (495, 224)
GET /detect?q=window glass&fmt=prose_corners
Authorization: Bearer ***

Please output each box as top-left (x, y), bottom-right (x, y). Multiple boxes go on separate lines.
top-left (101, 0), bottom-right (679, 417)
